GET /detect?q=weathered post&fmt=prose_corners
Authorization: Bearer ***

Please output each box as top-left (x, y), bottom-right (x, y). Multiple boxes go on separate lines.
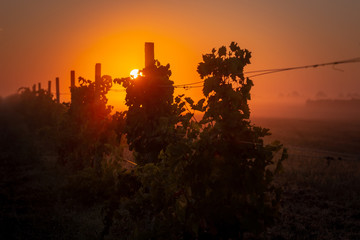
top-left (56, 77), bottom-right (60, 103)
top-left (70, 70), bottom-right (75, 88)
top-left (38, 82), bottom-right (41, 91)
top-left (70, 70), bottom-right (75, 102)
top-left (32, 84), bottom-right (36, 92)
top-left (48, 81), bottom-right (51, 95)
top-left (145, 42), bottom-right (154, 68)
top-left (95, 63), bottom-right (101, 98)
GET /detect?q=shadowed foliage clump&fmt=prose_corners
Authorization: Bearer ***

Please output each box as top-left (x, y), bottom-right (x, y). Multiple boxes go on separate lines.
top-left (58, 75), bottom-right (117, 170)
top-left (56, 75), bottom-right (129, 211)
top-left (114, 61), bottom-right (178, 165)
top-left (105, 42), bottom-right (287, 240)
top-left (0, 88), bottom-right (65, 161)
top-left (0, 42), bottom-right (287, 240)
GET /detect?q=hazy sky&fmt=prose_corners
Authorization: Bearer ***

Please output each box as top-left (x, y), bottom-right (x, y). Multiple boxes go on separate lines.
top-left (1, 0), bottom-right (360, 109)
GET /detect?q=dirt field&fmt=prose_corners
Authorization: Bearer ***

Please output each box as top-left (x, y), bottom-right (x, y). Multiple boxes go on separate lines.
top-left (253, 117), bottom-right (360, 239)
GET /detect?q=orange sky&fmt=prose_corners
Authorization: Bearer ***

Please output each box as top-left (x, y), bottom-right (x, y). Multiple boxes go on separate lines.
top-left (1, 0), bottom-right (360, 114)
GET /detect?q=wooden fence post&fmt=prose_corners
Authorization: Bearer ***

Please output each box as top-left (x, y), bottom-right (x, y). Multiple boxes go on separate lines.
top-left (70, 70), bottom-right (75, 103)
top-left (48, 81), bottom-right (51, 95)
top-left (32, 84), bottom-right (36, 92)
top-left (56, 77), bottom-right (60, 103)
top-left (145, 42), bottom-right (154, 68)
top-left (38, 82), bottom-right (41, 91)
top-left (95, 63), bottom-right (101, 98)
top-left (70, 70), bottom-right (75, 88)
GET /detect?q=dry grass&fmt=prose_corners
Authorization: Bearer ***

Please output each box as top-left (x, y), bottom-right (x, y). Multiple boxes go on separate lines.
top-left (259, 118), bottom-right (360, 240)
top-left (267, 156), bottom-right (360, 240)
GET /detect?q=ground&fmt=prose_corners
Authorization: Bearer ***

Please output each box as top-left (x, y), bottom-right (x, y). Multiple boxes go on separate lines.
top-left (254, 118), bottom-right (360, 240)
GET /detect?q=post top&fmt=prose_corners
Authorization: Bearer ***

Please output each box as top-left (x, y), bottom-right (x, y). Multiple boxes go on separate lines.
top-left (145, 42), bottom-right (155, 68)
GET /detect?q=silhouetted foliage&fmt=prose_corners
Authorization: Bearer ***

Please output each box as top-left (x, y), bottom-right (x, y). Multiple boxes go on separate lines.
top-left (3, 45), bottom-right (360, 239)
top-left (104, 42), bottom-right (287, 239)
top-left (55, 74), bottom-right (132, 216)
top-left (0, 88), bottom-right (65, 162)
top-left (167, 42), bottom-right (287, 238)
top-left (58, 75), bottom-right (118, 170)
top-left (114, 60), bottom-right (177, 165)
top-left (0, 42), bottom-right (288, 240)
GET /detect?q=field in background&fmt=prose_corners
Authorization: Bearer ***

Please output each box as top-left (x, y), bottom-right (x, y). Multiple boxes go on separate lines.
top-left (252, 117), bottom-right (360, 239)
top-left (251, 100), bottom-right (360, 121)
top-left (253, 117), bottom-right (360, 155)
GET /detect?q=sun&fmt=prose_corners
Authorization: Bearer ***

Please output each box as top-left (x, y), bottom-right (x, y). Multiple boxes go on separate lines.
top-left (130, 69), bottom-right (142, 79)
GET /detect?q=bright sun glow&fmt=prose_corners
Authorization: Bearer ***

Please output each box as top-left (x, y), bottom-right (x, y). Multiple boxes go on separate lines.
top-left (130, 69), bottom-right (142, 79)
